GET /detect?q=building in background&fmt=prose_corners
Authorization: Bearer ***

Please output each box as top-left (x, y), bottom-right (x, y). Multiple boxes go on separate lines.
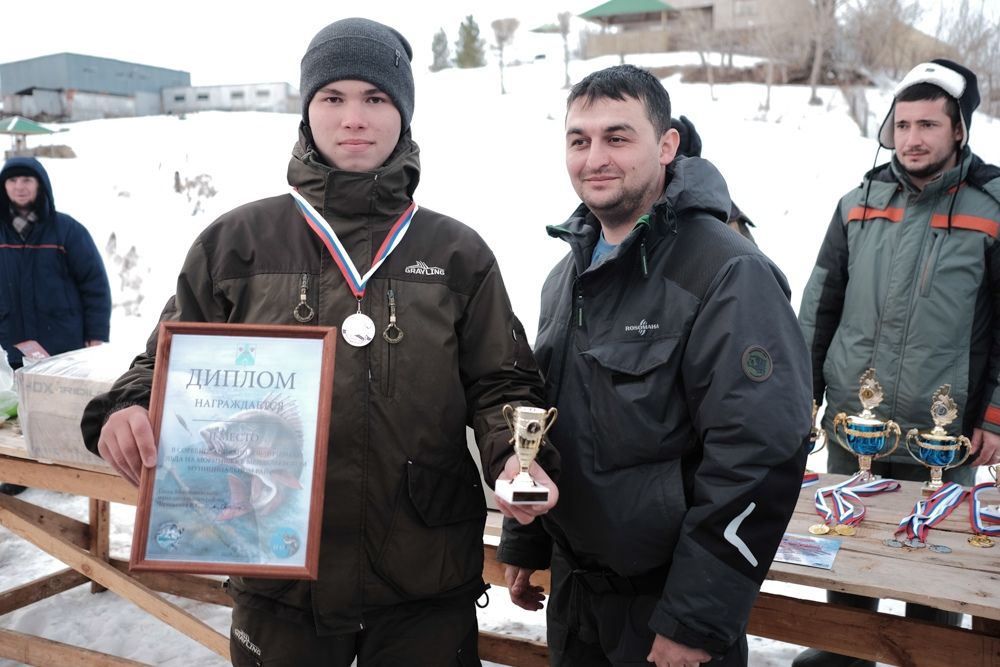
top-left (161, 82), bottom-right (298, 115)
top-left (0, 53), bottom-right (189, 121)
top-left (0, 53), bottom-right (298, 122)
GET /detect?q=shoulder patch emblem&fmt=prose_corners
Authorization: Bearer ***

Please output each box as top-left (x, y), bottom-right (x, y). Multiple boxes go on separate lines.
top-left (741, 345), bottom-right (773, 382)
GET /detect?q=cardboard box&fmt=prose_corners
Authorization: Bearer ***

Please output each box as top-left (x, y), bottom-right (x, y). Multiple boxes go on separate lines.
top-left (15, 344), bottom-right (135, 470)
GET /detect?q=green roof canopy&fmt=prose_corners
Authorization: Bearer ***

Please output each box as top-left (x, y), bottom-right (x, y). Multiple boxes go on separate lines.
top-left (0, 116), bottom-right (57, 136)
top-left (580, 0), bottom-right (673, 19)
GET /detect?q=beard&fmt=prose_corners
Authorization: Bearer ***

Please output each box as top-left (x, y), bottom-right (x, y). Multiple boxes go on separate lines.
top-left (900, 143), bottom-right (960, 182)
top-left (904, 155), bottom-right (954, 181)
top-left (581, 177), bottom-right (656, 229)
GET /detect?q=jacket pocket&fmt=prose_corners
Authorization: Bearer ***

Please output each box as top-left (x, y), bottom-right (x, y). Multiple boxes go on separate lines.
top-left (227, 576), bottom-right (300, 601)
top-left (582, 336), bottom-right (686, 472)
top-left (919, 232), bottom-right (944, 297)
top-left (370, 459), bottom-right (487, 598)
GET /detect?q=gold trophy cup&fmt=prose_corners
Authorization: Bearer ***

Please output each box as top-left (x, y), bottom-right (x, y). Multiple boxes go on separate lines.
top-left (494, 404), bottom-right (557, 504)
top-left (905, 385), bottom-right (971, 495)
top-left (832, 369), bottom-right (901, 482)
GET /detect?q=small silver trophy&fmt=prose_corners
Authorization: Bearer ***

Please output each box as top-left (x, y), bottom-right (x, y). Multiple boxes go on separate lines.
top-left (494, 404), bottom-right (557, 504)
top-left (806, 399), bottom-right (826, 476)
top-left (905, 385), bottom-right (971, 495)
top-left (832, 369), bottom-right (901, 482)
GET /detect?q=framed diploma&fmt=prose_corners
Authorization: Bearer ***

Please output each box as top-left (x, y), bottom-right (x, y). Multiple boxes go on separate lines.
top-left (131, 321), bottom-right (336, 579)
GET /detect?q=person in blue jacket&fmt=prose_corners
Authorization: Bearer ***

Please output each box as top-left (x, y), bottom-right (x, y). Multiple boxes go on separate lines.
top-left (0, 156), bottom-right (111, 495)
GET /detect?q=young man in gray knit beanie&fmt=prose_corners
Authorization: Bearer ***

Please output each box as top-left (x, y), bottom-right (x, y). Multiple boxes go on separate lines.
top-left (298, 17), bottom-right (415, 172)
top-left (85, 16), bottom-right (557, 667)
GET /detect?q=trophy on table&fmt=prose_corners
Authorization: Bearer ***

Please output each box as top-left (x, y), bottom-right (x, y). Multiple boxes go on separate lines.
top-left (494, 404), bottom-right (557, 504)
top-left (905, 384), bottom-right (971, 495)
top-left (832, 369), bottom-right (901, 482)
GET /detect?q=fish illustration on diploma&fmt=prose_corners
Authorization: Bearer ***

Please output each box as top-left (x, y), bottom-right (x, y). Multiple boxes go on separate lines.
top-left (196, 396), bottom-right (306, 520)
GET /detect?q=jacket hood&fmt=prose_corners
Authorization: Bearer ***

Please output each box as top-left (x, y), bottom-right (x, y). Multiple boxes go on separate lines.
top-left (0, 157), bottom-right (55, 223)
top-left (659, 154), bottom-right (732, 223)
top-left (551, 155), bottom-right (733, 247)
top-left (287, 123), bottom-right (420, 219)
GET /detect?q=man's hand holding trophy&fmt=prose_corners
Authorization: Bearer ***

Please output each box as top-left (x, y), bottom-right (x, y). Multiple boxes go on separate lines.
top-left (494, 404), bottom-right (560, 525)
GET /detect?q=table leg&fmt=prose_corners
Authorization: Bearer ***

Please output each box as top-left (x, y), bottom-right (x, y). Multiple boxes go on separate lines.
top-left (89, 499), bottom-right (110, 594)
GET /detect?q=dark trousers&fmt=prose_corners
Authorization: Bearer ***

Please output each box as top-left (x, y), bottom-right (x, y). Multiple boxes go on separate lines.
top-left (546, 547), bottom-right (748, 667)
top-left (826, 446), bottom-right (968, 625)
top-left (229, 596), bottom-right (481, 667)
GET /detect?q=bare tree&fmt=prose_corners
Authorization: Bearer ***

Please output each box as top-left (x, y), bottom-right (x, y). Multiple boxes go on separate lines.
top-left (491, 18), bottom-right (520, 95)
top-left (841, 0), bottom-right (923, 79)
top-left (558, 11), bottom-right (573, 89)
top-left (678, 9), bottom-right (717, 102)
top-left (753, 0), bottom-right (811, 112)
top-left (936, 0), bottom-right (1000, 117)
top-left (807, 0), bottom-right (845, 105)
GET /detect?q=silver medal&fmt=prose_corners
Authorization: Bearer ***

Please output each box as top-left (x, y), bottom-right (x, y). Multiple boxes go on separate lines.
top-left (342, 312), bottom-right (376, 347)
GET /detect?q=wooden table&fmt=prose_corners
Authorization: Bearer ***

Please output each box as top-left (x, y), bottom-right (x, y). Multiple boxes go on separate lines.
top-left (480, 473), bottom-right (1000, 667)
top-left (3, 423), bottom-right (999, 667)
top-left (0, 425), bottom-right (231, 666)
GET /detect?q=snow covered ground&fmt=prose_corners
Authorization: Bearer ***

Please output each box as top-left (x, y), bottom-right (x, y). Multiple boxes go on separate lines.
top-left (1, 50), bottom-right (999, 666)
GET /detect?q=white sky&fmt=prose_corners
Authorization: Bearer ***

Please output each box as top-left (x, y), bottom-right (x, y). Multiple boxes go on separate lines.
top-left (0, 0), bottom-right (595, 87)
top-left (0, 0), bottom-right (983, 88)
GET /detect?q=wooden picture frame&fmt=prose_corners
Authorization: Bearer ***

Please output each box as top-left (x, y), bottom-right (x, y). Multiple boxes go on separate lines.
top-left (131, 321), bottom-right (336, 579)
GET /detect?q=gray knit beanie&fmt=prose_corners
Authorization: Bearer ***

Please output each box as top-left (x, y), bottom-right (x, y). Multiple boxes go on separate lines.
top-left (300, 18), bottom-right (414, 130)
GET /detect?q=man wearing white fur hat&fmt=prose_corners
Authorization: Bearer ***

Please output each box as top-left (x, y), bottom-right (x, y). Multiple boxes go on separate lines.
top-left (798, 59), bottom-right (1000, 667)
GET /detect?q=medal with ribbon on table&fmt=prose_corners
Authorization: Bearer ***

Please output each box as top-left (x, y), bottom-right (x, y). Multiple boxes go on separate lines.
top-left (967, 480), bottom-right (1000, 548)
top-left (887, 482), bottom-right (967, 552)
top-left (811, 475), bottom-right (901, 537)
top-left (291, 189), bottom-right (416, 347)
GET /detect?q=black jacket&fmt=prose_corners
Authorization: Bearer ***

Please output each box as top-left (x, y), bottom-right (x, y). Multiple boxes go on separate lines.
top-left (498, 156), bottom-right (810, 652)
top-left (82, 129), bottom-right (547, 634)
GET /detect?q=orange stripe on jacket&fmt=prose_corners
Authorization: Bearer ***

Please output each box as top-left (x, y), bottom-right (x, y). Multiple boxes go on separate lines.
top-left (984, 405), bottom-right (1000, 426)
top-left (846, 207), bottom-right (906, 223)
top-left (930, 214), bottom-right (999, 238)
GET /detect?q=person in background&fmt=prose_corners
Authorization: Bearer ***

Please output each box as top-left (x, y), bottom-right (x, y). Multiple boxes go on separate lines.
top-left (495, 64), bottom-right (811, 667)
top-left (81, 17), bottom-right (556, 667)
top-left (0, 156), bottom-right (111, 496)
top-left (671, 115), bottom-right (756, 243)
top-left (796, 59), bottom-right (1000, 667)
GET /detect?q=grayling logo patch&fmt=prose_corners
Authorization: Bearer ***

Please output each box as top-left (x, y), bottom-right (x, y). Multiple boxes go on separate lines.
top-left (405, 260), bottom-right (445, 276)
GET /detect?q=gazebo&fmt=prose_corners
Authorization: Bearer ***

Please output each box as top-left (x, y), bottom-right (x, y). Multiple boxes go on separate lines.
top-left (579, 0), bottom-right (675, 59)
top-left (0, 116), bottom-right (60, 157)
top-left (580, 0), bottom-right (674, 29)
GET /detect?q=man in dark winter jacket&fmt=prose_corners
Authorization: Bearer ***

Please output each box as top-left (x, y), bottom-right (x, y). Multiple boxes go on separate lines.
top-left (1, 157), bottom-right (111, 496)
top-left (796, 59), bottom-right (1000, 667)
top-left (81, 18), bottom-right (556, 667)
top-left (495, 64), bottom-right (811, 667)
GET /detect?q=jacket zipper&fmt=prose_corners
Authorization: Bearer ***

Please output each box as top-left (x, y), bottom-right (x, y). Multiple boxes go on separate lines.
top-left (889, 200), bottom-right (936, 417)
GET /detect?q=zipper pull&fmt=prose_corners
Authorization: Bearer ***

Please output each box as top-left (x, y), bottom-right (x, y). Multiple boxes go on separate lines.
top-left (293, 273), bottom-right (315, 323)
top-left (576, 293), bottom-right (584, 328)
top-left (382, 288), bottom-right (404, 344)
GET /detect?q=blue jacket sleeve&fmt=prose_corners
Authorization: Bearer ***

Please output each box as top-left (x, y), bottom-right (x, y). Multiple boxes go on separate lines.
top-left (62, 215), bottom-right (112, 342)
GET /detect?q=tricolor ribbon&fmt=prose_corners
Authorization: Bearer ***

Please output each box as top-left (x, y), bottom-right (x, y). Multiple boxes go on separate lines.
top-left (814, 475), bottom-right (900, 527)
top-left (895, 482), bottom-right (967, 543)
top-left (290, 189), bottom-right (417, 299)
top-left (969, 482), bottom-right (1000, 536)
top-left (802, 471), bottom-right (820, 487)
